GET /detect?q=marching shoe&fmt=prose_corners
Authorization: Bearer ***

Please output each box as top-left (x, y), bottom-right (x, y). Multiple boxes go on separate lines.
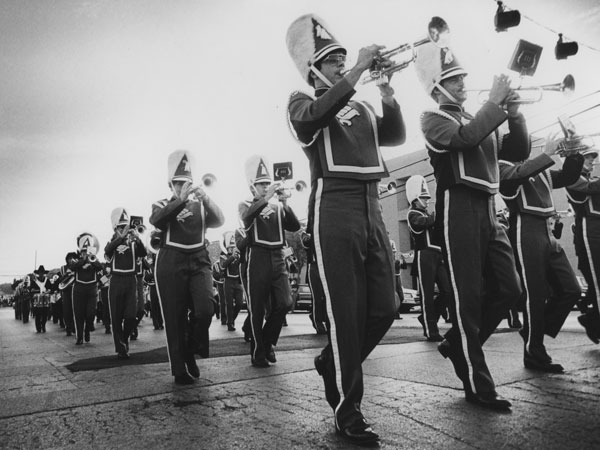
top-left (185, 356), bottom-right (200, 378)
top-left (84, 331), bottom-right (90, 342)
top-left (427, 334), bottom-right (444, 342)
top-left (75, 339), bottom-right (83, 345)
top-left (465, 391), bottom-right (512, 411)
top-left (174, 374), bottom-right (195, 385)
top-left (314, 353), bottom-right (340, 410)
top-left (578, 314), bottom-right (600, 344)
top-left (336, 417), bottom-right (379, 446)
top-left (524, 351), bottom-right (564, 373)
top-left (251, 358), bottom-right (270, 368)
top-left (242, 324), bottom-right (252, 342)
top-left (265, 345), bottom-right (277, 363)
top-left (417, 315), bottom-right (427, 337)
top-left (117, 351), bottom-right (130, 360)
top-left (227, 324), bottom-right (236, 331)
top-left (105, 327), bottom-right (111, 334)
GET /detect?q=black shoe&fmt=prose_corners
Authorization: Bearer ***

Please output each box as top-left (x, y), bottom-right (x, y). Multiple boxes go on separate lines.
top-left (186, 356), bottom-right (200, 378)
top-left (130, 329), bottom-right (138, 341)
top-left (524, 351), bottom-right (564, 373)
top-left (578, 315), bottom-right (599, 344)
top-left (75, 339), bottom-right (83, 345)
top-left (465, 391), bottom-right (512, 411)
top-left (242, 325), bottom-right (252, 343)
top-left (438, 340), bottom-right (470, 391)
top-left (426, 334), bottom-right (444, 342)
top-left (174, 374), bottom-right (195, 385)
top-left (84, 331), bottom-right (90, 342)
top-left (221, 321), bottom-right (227, 326)
top-left (227, 324), bottom-right (236, 331)
top-left (417, 315), bottom-right (427, 337)
top-left (336, 418), bottom-right (379, 445)
top-left (159, 325), bottom-right (164, 330)
top-left (117, 351), bottom-right (130, 360)
top-left (265, 346), bottom-right (277, 363)
top-left (315, 322), bottom-right (328, 335)
top-left (251, 358), bottom-right (270, 368)
top-left (314, 353), bottom-right (340, 410)
top-left (510, 318), bottom-right (523, 329)
top-left (105, 327), bottom-right (111, 334)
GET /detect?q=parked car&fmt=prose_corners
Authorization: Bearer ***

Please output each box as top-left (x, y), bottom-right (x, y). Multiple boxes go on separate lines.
top-left (400, 287), bottom-right (421, 313)
top-left (292, 283), bottom-right (313, 312)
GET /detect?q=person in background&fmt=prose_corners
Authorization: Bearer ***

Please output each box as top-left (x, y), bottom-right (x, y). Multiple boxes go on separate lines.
top-left (150, 150), bottom-right (225, 385)
top-left (239, 155), bottom-right (300, 368)
top-left (31, 266), bottom-right (52, 333)
top-left (220, 231), bottom-right (244, 332)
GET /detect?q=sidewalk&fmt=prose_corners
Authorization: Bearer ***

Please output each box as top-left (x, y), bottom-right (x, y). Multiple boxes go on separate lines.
top-left (1, 307), bottom-right (599, 450)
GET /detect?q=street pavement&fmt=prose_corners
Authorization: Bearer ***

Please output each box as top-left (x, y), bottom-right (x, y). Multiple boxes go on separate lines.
top-left (1, 306), bottom-right (599, 450)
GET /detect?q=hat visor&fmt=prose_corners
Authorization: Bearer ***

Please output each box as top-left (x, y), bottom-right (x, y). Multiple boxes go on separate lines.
top-left (171, 175), bottom-right (193, 182)
top-left (253, 177), bottom-right (272, 184)
top-left (438, 67), bottom-right (468, 83)
top-left (312, 44), bottom-right (347, 64)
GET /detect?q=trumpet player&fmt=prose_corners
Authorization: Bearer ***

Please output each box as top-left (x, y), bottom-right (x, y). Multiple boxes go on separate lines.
top-left (150, 150), bottom-right (224, 385)
top-left (104, 208), bottom-right (147, 359)
top-left (239, 155), bottom-right (301, 368)
top-left (565, 139), bottom-right (600, 344)
top-left (220, 231), bottom-right (244, 331)
top-left (70, 233), bottom-right (104, 345)
top-left (499, 134), bottom-right (583, 373)
top-left (415, 39), bottom-right (527, 410)
top-left (286, 15), bottom-right (405, 445)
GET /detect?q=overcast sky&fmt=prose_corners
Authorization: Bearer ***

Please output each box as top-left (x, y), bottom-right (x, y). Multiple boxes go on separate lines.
top-left (1, 0), bottom-right (600, 283)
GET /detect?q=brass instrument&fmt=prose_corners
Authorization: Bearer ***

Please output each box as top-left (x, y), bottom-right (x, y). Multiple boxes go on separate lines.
top-left (362, 16), bottom-right (449, 84)
top-left (77, 232), bottom-right (100, 263)
top-left (201, 173), bottom-right (217, 188)
top-left (378, 181), bottom-right (398, 195)
top-left (467, 74), bottom-right (575, 105)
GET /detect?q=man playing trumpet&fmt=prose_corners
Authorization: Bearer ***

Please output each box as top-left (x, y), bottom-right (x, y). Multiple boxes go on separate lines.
top-left (150, 150), bottom-right (224, 385)
top-left (286, 14), bottom-right (406, 445)
top-left (416, 37), bottom-right (527, 410)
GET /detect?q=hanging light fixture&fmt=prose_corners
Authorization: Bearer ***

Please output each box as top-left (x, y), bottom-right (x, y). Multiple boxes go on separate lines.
top-left (555, 33), bottom-right (578, 60)
top-left (495, 1), bottom-right (521, 32)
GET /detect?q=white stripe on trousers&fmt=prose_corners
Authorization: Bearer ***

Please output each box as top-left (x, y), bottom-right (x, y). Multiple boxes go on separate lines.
top-left (313, 178), bottom-right (343, 420)
top-left (443, 190), bottom-right (476, 392)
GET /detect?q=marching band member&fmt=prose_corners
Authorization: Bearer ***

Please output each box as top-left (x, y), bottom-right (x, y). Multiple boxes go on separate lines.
top-left (70, 233), bottom-right (104, 345)
top-left (30, 265), bottom-right (52, 333)
top-left (415, 34), bottom-right (527, 410)
top-left (235, 228), bottom-right (253, 343)
top-left (286, 15), bottom-right (405, 444)
top-left (99, 264), bottom-right (112, 334)
top-left (406, 175), bottom-right (451, 342)
top-left (239, 155), bottom-right (300, 368)
top-left (104, 208), bottom-right (147, 359)
top-left (220, 231), bottom-right (244, 332)
top-left (565, 139), bottom-right (600, 344)
top-left (150, 150), bottom-right (224, 385)
top-left (58, 252), bottom-right (78, 337)
top-left (499, 135), bottom-right (583, 372)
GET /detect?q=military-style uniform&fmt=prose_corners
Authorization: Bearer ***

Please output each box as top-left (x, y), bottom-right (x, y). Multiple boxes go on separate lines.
top-left (105, 208), bottom-right (147, 357)
top-left (421, 100), bottom-right (526, 398)
top-left (500, 152), bottom-right (582, 370)
top-left (58, 254), bottom-right (77, 336)
top-left (220, 237), bottom-right (244, 330)
top-left (407, 201), bottom-right (450, 340)
top-left (288, 57), bottom-right (405, 432)
top-left (30, 267), bottom-right (52, 333)
top-left (566, 161), bottom-right (600, 339)
top-left (150, 150), bottom-right (224, 381)
top-left (70, 234), bottom-right (103, 344)
top-left (143, 255), bottom-right (163, 330)
top-left (239, 185), bottom-right (300, 365)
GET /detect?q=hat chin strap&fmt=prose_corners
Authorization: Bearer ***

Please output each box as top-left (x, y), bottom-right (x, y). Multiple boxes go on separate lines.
top-left (310, 65), bottom-right (334, 89)
top-left (434, 82), bottom-right (459, 104)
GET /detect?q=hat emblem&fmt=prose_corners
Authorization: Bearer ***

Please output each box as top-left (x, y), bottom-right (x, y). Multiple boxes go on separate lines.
top-left (258, 161), bottom-right (269, 177)
top-left (314, 22), bottom-right (332, 41)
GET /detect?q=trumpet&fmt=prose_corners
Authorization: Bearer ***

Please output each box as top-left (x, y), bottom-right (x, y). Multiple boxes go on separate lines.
top-left (467, 74), bottom-right (575, 105)
top-left (275, 179), bottom-right (307, 198)
top-left (201, 173), bottom-right (217, 188)
top-left (362, 16), bottom-right (449, 84)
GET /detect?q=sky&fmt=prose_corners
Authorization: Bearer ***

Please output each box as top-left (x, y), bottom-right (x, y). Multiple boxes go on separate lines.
top-left (1, 0), bottom-right (600, 283)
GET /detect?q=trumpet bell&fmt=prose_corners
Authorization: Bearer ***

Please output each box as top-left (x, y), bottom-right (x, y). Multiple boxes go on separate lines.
top-left (202, 173), bottom-right (217, 187)
top-left (295, 180), bottom-right (307, 192)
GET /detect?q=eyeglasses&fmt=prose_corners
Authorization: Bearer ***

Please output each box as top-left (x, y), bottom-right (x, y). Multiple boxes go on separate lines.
top-left (321, 54), bottom-right (346, 65)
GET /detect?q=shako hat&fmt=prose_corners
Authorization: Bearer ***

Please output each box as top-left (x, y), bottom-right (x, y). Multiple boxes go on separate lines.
top-left (245, 155), bottom-right (272, 186)
top-left (414, 18), bottom-right (467, 97)
top-left (406, 175), bottom-right (431, 204)
top-left (222, 231), bottom-right (236, 252)
top-left (286, 14), bottom-right (346, 86)
top-left (168, 150), bottom-right (193, 183)
top-left (111, 207), bottom-right (129, 230)
top-left (570, 136), bottom-right (597, 158)
top-left (76, 232), bottom-right (99, 255)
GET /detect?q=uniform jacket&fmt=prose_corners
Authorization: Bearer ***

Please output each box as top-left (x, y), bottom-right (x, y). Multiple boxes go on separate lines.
top-left (150, 194), bottom-right (224, 252)
top-left (104, 233), bottom-right (147, 275)
top-left (70, 254), bottom-right (104, 285)
top-left (407, 204), bottom-right (440, 252)
top-left (500, 153), bottom-right (583, 217)
top-left (238, 198), bottom-right (300, 249)
top-left (566, 172), bottom-right (600, 219)
top-left (287, 78), bottom-right (406, 183)
top-left (422, 102), bottom-right (529, 194)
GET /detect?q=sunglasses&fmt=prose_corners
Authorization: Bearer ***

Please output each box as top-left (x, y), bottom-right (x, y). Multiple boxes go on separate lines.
top-left (321, 54), bottom-right (346, 64)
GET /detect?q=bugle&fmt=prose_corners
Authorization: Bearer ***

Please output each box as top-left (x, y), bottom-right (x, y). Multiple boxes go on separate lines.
top-left (362, 16), bottom-right (450, 84)
top-left (201, 173), bottom-right (217, 188)
top-left (468, 74), bottom-right (575, 105)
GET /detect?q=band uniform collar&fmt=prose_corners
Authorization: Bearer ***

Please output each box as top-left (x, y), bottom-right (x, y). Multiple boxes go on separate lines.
top-left (439, 103), bottom-right (464, 113)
